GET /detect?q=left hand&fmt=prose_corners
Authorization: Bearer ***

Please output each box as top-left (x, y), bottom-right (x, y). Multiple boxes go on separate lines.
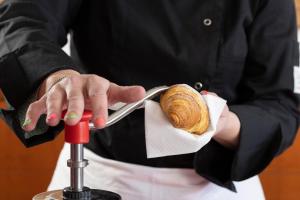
top-left (201, 90), bottom-right (241, 149)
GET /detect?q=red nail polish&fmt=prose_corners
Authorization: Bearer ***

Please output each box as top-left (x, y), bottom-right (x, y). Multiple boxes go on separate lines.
top-left (95, 117), bottom-right (105, 127)
top-left (201, 90), bottom-right (208, 95)
top-left (48, 113), bottom-right (57, 121)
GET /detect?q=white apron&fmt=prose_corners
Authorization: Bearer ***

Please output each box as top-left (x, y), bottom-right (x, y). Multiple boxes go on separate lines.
top-left (48, 144), bottom-right (265, 200)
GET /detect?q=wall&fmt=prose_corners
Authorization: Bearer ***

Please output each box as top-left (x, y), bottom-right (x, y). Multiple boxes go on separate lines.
top-left (260, 132), bottom-right (300, 200)
top-left (0, 89), bottom-right (64, 200)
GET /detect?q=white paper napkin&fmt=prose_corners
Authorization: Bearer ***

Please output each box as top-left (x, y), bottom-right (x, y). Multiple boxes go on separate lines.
top-left (145, 94), bottom-right (227, 158)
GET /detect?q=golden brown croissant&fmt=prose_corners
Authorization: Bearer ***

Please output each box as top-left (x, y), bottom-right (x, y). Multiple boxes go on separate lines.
top-left (160, 84), bottom-right (209, 135)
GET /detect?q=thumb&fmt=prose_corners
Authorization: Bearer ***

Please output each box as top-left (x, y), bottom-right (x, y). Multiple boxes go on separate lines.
top-left (107, 83), bottom-right (146, 105)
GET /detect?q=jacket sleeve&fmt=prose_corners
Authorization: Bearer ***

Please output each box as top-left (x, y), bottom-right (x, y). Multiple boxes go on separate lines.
top-left (0, 0), bottom-right (83, 147)
top-left (194, 0), bottom-right (300, 191)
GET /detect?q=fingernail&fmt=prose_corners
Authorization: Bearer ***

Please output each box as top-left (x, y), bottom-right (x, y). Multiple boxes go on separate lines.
top-left (22, 118), bottom-right (32, 127)
top-left (201, 90), bottom-right (208, 95)
top-left (47, 113), bottom-right (57, 121)
top-left (95, 117), bottom-right (105, 127)
top-left (65, 112), bottom-right (79, 120)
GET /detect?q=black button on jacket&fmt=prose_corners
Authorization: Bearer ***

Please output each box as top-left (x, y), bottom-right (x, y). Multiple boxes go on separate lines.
top-left (0, 0), bottom-right (299, 191)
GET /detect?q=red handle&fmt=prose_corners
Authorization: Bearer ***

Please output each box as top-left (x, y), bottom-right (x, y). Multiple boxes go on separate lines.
top-left (62, 110), bottom-right (92, 144)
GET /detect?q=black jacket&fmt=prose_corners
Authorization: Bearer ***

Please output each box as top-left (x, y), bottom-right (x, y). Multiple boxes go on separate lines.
top-left (0, 0), bottom-right (299, 191)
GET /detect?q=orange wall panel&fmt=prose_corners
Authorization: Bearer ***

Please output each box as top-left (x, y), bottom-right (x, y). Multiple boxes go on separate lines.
top-left (0, 118), bottom-right (64, 200)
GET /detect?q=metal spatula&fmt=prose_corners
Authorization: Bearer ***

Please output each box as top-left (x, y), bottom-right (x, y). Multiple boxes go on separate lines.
top-left (89, 85), bottom-right (169, 130)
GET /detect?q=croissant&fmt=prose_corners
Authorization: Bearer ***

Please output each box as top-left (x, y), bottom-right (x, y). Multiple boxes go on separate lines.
top-left (160, 84), bottom-right (209, 135)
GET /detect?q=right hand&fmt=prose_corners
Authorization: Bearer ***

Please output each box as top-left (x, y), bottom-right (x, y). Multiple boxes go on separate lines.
top-left (22, 70), bottom-right (146, 131)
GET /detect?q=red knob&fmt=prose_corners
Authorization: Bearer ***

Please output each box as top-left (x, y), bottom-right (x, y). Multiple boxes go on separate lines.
top-left (62, 110), bottom-right (92, 144)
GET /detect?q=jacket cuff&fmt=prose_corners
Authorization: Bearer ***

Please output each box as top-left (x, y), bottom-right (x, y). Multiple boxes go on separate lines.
top-left (193, 139), bottom-right (236, 192)
top-left (0, 91), bottom-right (65, 147)
top-left (229, 105), bottom-right (281, 180)
top-left (1, 107), bottom-right (64, 147)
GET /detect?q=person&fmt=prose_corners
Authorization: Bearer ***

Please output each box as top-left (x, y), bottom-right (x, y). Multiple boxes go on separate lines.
top-left (0, 0), bottom-right (299, 199)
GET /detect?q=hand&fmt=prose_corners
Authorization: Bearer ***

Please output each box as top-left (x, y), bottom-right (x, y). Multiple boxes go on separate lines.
top-left (22, 70), bottom-right (146, 131)
top-left (201, 91), bottom-right (241, 149)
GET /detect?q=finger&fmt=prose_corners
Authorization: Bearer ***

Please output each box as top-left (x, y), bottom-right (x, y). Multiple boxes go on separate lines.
top-left (22, 96), bottom-right (47, 131)
top-left (200, 90), bottom-right (218, 96)
top-left (200, 90), bottom-right (208, 95)
top-left (46, 85), bottom-right (66, 126)
top-left (64, 77), bottom-right (85, 125)
top-left (200, 90), bottom-right (221, 99)
top-left (86, 75), bottom-right (110, 128)
top-left (107, 83), bottom-right (146, 105)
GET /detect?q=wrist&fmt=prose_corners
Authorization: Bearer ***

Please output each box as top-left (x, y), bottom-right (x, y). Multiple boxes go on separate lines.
top-left (37, 69), bottom-right (80, 98)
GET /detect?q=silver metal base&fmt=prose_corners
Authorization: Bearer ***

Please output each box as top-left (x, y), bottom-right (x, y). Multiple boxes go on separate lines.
top-left (33, 189), bottom-right (122, 200)
top-left (32, 190), bottom-right (62, 200)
